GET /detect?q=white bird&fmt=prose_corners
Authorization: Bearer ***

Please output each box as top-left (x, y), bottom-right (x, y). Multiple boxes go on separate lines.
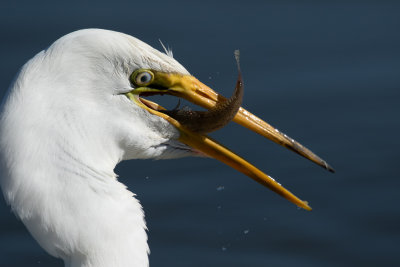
top-left (0, 29), bottom-right (333, 267)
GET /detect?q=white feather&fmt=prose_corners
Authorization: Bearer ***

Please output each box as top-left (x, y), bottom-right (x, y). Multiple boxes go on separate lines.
top-left (0, 29), bottom-right (194, 267)
top-left (159, 39), bottom-right (174, 58)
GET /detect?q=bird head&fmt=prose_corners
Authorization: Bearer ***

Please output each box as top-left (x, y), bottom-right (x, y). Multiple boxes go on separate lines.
top-left (2, 29), bottom-right (333, 211)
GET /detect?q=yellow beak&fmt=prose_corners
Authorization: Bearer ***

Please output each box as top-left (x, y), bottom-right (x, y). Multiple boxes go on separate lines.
top-left (127, 70), bottom-right (333, 211)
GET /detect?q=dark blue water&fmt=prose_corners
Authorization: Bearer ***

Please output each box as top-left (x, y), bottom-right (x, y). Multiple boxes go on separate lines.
top-left (1, 1), bottom-right (399, 266)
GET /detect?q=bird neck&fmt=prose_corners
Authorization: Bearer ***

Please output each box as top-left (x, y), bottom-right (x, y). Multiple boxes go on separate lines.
top-left (0, 106), bottom-right (149, 267)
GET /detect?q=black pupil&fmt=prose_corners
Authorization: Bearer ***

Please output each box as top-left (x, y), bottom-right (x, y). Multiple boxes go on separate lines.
top-left (140, 74), bottom-right (149, 83)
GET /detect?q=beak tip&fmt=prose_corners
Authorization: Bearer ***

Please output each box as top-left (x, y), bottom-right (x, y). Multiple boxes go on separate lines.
top-left (300, 201), bottom-right (312, 211)
top-left (323, 162), bottom-right (335, 173)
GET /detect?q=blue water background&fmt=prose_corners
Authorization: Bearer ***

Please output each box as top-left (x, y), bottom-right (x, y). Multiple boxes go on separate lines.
top-left (0, 1), bottom-right (399, 266)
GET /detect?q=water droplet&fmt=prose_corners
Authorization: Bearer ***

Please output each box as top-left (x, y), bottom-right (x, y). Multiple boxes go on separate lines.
top-left (243, 229), bottom-right (249, 234)
top-left (216, 186), bottom-right (225, 191)
top-left (222, 246), bottom-right (227, 251)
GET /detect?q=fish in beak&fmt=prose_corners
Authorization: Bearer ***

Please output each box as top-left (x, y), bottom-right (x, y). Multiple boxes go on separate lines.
top-left (126, 52), bottom-right (333, 211)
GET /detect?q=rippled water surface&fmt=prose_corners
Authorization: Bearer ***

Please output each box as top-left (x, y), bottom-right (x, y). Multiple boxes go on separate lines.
top-left (0, 1), bottom-right (399, 266)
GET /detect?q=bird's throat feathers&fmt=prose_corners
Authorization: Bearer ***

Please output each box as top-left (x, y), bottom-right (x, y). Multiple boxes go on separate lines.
top-left (0, 100), bottom-right (150, 266)
top-left (0, 107), bottom-right (150, 266)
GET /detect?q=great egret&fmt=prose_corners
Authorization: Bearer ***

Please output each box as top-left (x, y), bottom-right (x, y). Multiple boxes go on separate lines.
top-left (0, 29), bottom-right (332, 267)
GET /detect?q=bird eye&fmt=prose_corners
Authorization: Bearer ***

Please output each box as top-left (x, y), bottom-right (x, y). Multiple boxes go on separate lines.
top-left (132, 70), bottom-right (154, 86)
